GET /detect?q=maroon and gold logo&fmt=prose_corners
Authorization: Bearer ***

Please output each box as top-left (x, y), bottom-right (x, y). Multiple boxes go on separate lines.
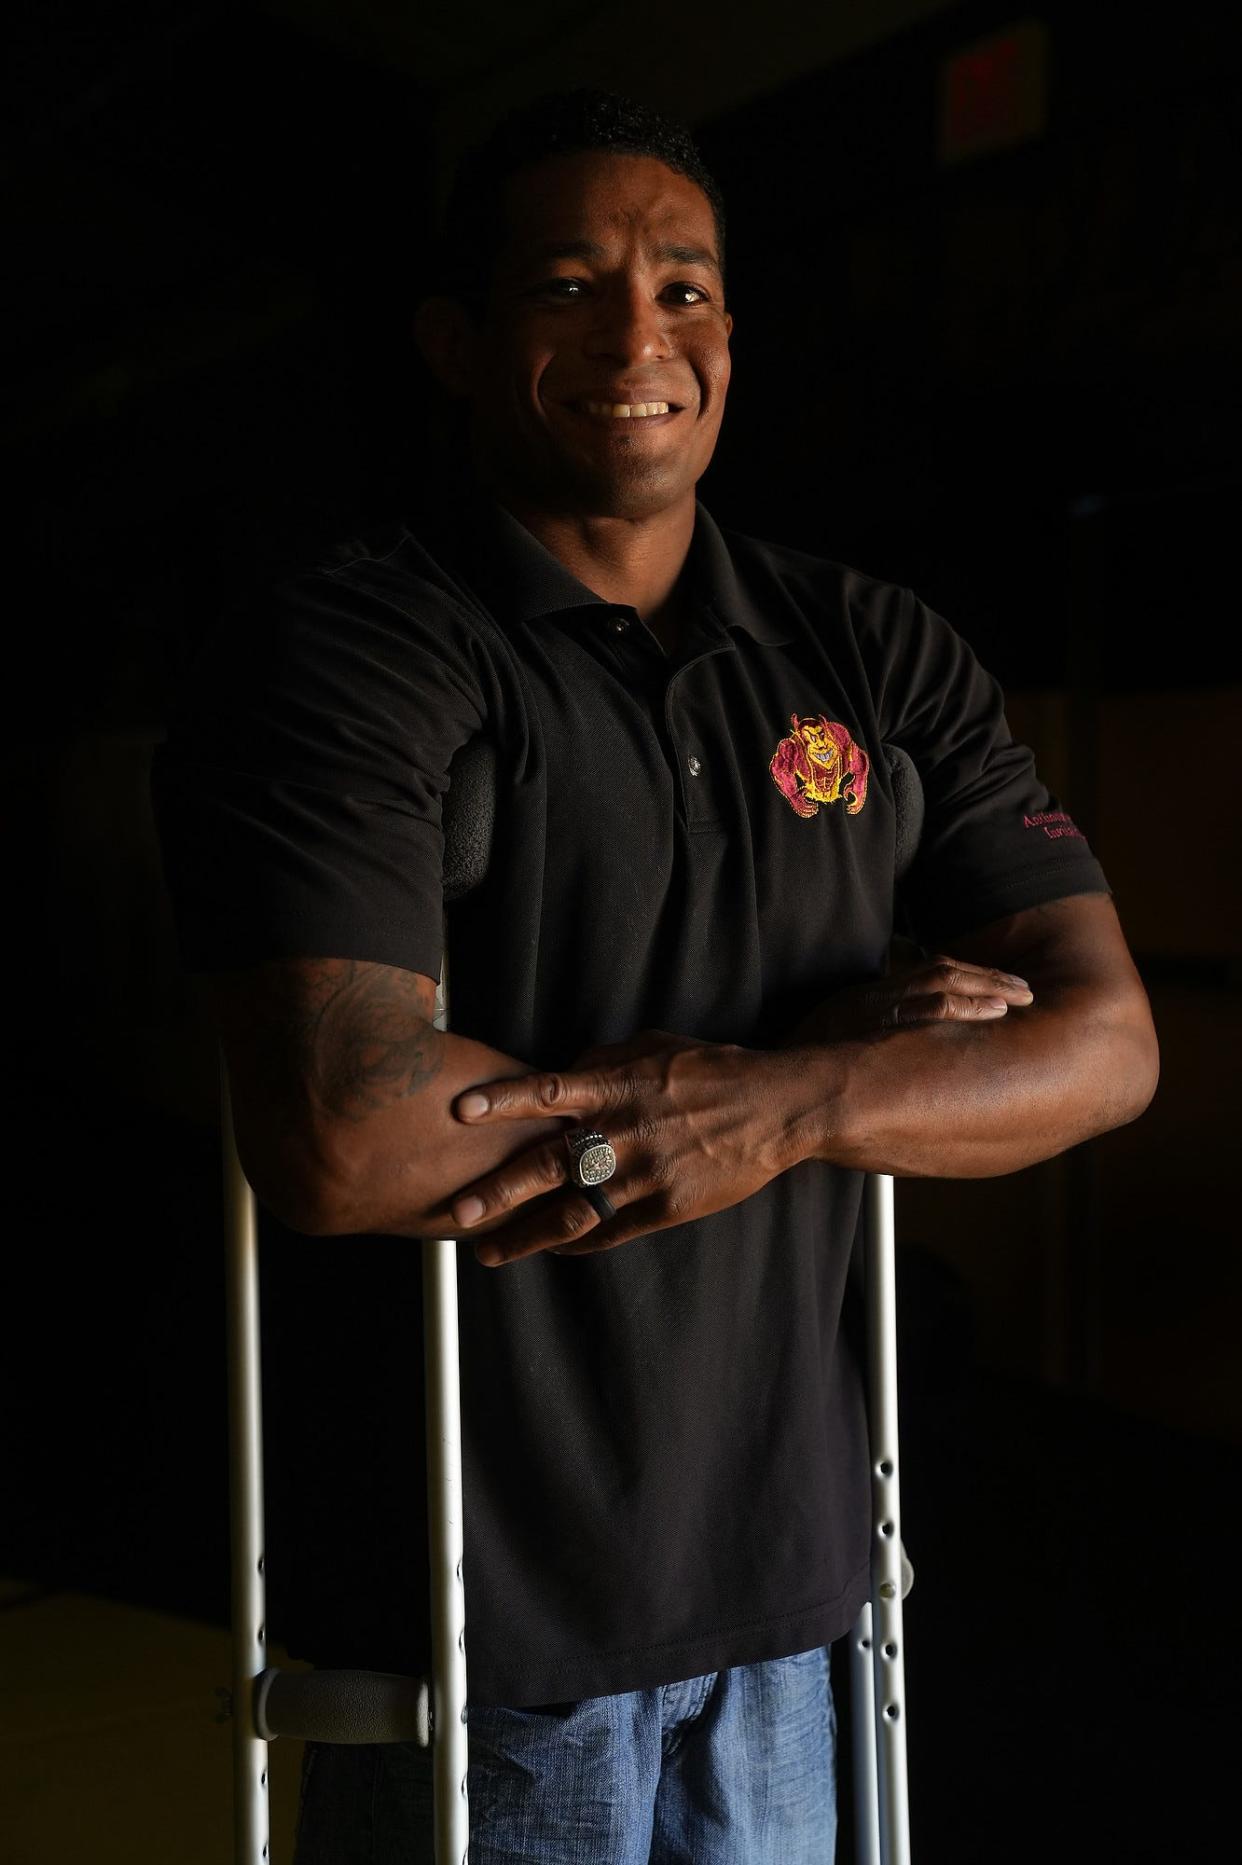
top-left (769, 714), bottom-right (869, 818)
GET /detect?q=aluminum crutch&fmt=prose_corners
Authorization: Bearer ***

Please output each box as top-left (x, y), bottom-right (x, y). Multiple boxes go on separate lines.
top-left (223, 1060), bottom-right (467, 1865)
top-left (849, 1171), bottom-right (911, 1865)
top-left (224, 738), bottom-right (495, 1865)
top-left (848, 742), bottom-right (923, 1865)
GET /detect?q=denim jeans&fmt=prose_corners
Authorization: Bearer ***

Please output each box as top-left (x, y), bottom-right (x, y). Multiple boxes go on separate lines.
top-left (293, 1645), bottom-right (837, 1864)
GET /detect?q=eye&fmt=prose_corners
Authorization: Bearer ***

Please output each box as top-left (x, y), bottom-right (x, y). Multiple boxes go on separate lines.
top-left (665, 281), bottom-right (711, 305)
top-left (533, 277), bottom-right (587, 298)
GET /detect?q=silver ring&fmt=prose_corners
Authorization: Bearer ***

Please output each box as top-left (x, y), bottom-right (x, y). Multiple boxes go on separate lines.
top-left (565, 1127), bottom-right (617, 1188)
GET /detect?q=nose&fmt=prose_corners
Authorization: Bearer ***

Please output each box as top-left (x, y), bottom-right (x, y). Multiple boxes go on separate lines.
top-left (582, 281), bottom-right (674, 364)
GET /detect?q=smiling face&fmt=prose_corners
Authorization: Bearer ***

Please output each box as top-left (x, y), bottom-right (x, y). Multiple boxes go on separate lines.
top-left (443, 150), bottom-right (733, 522)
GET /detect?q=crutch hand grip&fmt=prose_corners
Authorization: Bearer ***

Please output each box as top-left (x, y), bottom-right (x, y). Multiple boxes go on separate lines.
top-left (253, 1666), bottom-right (431, 1747)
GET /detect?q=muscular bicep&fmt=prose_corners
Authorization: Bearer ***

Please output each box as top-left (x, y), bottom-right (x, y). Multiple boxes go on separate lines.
top-left (210, 956), bottom-right (442, 1126)
top-left (208, 956), bottom-right (444, 1225)
top-left (208, 956), bottom-right (567, 1238)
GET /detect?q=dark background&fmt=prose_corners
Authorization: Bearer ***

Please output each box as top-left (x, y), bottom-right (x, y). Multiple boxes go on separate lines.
top-left (5, 3), bottom-right (1239, 1859)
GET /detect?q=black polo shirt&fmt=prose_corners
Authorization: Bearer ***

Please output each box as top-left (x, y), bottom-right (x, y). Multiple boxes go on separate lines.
top-left (152, 491), bottom-right (1108, 1707)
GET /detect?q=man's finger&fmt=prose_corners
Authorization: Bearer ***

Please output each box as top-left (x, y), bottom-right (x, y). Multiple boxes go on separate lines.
top-left (455, 1070), bottom-right (601, 1121)
top-left (451, 1138), bottom-right (573, 1227)
top-left (891, 990), bottom-right (1011, 1025)
top-left (474, 1190), bottom-right (613, 1266)
top-left (924, 956), bottom-right (1032, 997)
top-left (548, 1192), bottom-right (664, 1259)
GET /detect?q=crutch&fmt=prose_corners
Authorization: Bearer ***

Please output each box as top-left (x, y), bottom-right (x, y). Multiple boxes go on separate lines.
top-left (223, 738), bottom-right (495, 1865)
top-left (848, 743), bottom-right (924, 1865)
top-left (848, 1171), bottom-right (911, 1865)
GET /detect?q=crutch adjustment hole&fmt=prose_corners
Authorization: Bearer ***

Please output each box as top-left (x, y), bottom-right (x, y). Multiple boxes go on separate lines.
top-left (858, 1636), bottom-right (872, 1652)
top-left (879, 1581), bottom-right (897, 1600)
top-left (257, 1556), bottom-right (265, 1574)
top-left (884, 1703), bottom-right (901, 1721)
top-left (257, 1623), bottom-right (266, 1642)
top-left (877, 1459), bottom-right (894, 1477)
top-left (260, 1771), bottom-right (267, 1789)
top-left (461, 1706), bottom-right (469, 1724)
top-left (461, 1775), bottom-right (469, 1798)
top-left (879, 1520), bottom-right (894, 1537)
top-left (458, 1628), bottom-right (466, 1653)
top-left (456, 1559), bottom-right (463, 1583)
top-left (883, 1642), bottom-right (897, 1659)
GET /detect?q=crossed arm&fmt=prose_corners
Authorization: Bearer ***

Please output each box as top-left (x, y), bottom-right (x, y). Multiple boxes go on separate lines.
top-left (212, 892), bottom-right (1158, 1267)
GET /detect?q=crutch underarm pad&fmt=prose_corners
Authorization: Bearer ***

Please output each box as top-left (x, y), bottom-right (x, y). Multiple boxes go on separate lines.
top-left (254, 1666), bottom-right (431, 1747)
top-left (442, 737), bottom-right (497, 902)
top-left (888, 744), bottom-right (925, 884)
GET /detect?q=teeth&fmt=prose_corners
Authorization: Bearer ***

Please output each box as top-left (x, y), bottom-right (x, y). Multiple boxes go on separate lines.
top-left (583, 401), bottom-right (671, 417)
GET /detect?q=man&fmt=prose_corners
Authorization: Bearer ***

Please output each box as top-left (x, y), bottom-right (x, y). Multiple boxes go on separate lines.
top-left (153, 88), bottom-right (1157, 1863)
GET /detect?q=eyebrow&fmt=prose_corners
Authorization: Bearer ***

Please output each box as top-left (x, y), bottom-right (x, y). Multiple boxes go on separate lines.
top-left (524, 237), bottom-right (723, 278)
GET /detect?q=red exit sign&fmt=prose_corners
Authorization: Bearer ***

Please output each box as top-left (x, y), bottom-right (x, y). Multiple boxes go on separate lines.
top-left (939, 18), bottom-right (1049, 164)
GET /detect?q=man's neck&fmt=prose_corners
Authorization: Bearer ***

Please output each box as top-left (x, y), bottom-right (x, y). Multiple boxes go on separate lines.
top-left (496, 493), bottom-right (697, 646)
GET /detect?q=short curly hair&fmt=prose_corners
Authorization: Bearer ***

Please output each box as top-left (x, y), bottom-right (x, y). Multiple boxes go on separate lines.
top-left (430, 87), bottom-right (727, 306)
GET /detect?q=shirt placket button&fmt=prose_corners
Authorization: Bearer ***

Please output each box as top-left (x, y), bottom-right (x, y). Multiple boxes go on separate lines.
top-left (686, 755), bottom-right (702, 776)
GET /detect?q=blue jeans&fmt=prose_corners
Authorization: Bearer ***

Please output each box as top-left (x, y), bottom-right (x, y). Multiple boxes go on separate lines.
top-left (293, 1646), bottom-right (838, 1863)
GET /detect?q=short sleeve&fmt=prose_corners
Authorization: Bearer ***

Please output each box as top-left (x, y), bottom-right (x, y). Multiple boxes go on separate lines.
top-left (151, 564), bottom-right (487, 977)
top-left (868, 591), bottom-right (1109, 946)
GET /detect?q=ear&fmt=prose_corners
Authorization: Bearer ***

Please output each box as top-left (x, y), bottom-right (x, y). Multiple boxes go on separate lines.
top-left (413, 295), bottom-right (478, 398)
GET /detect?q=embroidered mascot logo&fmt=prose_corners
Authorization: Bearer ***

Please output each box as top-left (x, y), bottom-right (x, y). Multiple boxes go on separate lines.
top-left (769, 714), bottom-right (870, 818)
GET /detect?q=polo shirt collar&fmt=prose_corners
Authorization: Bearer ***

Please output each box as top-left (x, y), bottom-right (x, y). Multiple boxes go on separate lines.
top-left (444, 492), bottom-right (793, 646)
top-left (690, 499), bottom-right (794, 645)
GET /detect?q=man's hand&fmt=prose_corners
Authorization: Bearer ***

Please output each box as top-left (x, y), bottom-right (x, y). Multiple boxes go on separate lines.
top-left (446, 953), bottom-right (1032, 1268)
top-left (790, 953), bottom-right (1034, 1046)
top-left (448, 1030), bottom-right (796, 1267)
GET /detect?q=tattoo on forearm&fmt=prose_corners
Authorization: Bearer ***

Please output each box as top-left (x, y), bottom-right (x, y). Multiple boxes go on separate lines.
top-left (265, 959), bottom-right (443, 1122)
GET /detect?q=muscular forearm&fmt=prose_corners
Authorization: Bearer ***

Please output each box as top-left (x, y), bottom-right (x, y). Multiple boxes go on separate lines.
top-left (212, 960), bottom-right (571, 1239)
top-left (779, 981), bottom-right (1155, 1178)
top-left (317, 1025), bottom-right (574, 1240)
top-left (775, 899), bottom-right (1159, 1179)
